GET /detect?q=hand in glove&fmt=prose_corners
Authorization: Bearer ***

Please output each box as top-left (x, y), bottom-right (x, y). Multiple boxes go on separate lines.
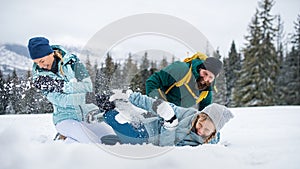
top-left (33, 75), bottom-right (64, 93)
top-left (86, 109), bottom-right (104, 123)
top-left (152, 99), bottom-right (178, 129)
top-left (128, 92), bottom-right (141, 103)
top-left (85, 92), bottom-right (115, 112)
top-left (95, 93), bottom-right (116, 112)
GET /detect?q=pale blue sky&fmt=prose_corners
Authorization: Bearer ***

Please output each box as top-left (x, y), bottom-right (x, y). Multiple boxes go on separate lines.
top-left (1, 0), bottom-right (299, 55)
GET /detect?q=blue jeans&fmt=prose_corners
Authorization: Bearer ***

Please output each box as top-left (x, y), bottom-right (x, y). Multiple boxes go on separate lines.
top-left (103, 110), bottom-right (149, 144)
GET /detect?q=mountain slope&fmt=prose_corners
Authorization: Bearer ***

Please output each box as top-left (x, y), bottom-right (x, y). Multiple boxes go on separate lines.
top-left (0, 45), bottom-right (33, 76)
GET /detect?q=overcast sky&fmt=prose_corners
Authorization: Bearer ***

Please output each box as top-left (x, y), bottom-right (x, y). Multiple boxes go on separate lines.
top-left (1, 0), bottom-right (299, 56)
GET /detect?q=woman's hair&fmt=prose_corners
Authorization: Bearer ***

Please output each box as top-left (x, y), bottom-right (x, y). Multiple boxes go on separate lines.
top-left (53, 50), bottom-right (64, 75)
top-left (191, 113), bottom-right (216, 144)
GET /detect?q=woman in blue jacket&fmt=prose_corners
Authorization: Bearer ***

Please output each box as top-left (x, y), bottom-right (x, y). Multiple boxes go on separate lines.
top-left (103, 92), bottom-right (234, 146)
top-left (28, 37), bottom-right (115, 143)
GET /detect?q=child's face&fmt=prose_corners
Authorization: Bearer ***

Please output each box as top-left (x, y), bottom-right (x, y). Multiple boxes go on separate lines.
top-left (33, 52), bottom-right (55, 70)
top-left (195, 115), bottom-right (215, 138)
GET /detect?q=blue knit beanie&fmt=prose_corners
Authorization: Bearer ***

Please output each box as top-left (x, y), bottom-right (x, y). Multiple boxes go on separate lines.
top-left (28, 37), bottom-right (53, 60)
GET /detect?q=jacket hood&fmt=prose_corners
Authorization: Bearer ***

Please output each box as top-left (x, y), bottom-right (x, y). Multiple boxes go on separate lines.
top-left (51, 45), bottom-right (77, 65)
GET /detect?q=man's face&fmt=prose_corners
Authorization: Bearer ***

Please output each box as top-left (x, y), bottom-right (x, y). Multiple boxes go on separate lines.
top-left (33, 52), bottom-right (55, 70)
top-left (196, 69), bottom-right (215, 90)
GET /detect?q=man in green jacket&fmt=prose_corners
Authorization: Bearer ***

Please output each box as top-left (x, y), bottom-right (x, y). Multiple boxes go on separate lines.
top-left (146, 53), bottom-right (223, 111)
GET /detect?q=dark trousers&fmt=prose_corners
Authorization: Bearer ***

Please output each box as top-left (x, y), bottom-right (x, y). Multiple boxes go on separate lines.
top-left (103, 110), bottom-right (149, 144)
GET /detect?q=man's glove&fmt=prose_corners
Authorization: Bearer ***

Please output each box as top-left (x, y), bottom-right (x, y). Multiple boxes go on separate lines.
top-left (33, 75), bottom-right (64, 93)
top-left (152, 99), bottom-right (178, 129)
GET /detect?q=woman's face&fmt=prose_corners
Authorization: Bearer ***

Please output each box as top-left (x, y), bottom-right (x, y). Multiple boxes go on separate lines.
top-left (195, 114), bottom-right (215, 138)
top-left (33, 52), bottom-right (54, 70)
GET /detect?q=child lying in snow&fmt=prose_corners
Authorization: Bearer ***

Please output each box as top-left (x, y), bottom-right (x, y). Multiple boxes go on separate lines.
top-left (101, 92), bottom-right (234, 146)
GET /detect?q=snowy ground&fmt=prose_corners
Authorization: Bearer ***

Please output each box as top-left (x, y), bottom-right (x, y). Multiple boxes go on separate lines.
top-left (1, 105), bottom-right (300, 169)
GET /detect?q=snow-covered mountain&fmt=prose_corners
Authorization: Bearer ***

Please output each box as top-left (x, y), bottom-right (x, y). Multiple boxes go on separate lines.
top-left (0, 44), bottom-right (96, 77)
top-left (0, 43), bottom-right (180, 77)
top-left (0, 44), bottom-right (33, 76)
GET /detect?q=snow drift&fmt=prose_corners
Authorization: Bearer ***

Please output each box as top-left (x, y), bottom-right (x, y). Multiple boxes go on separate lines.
top-left (0, 106), bottom-right (300, 169)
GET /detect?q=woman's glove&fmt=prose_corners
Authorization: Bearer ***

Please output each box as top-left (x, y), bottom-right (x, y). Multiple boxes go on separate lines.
top-left (152, 99), bottom-right (178, 130)
top-left (33, 75), bottom-right (64, 93)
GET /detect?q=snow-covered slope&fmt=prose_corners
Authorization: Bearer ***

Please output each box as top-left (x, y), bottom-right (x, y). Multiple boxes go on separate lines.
top-left (0, 45), bottom-right (33, 75)
top-left (0, 106), bottom-right (299, 169)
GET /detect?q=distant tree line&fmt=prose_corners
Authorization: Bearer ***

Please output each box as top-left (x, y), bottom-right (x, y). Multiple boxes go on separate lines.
top-left (88, 52), bottom-right (172, 95)
top-left (0, 0), bottom-right (299, 114)
top-left (0, 52), bottom-right (173, 114)
top-left (0, 69), bottom-right (52, 115)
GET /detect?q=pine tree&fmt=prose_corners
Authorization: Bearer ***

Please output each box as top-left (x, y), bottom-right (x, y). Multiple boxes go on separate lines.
top-left (95, 52), bottom-right (115, 93)
top-left (6, 69), bottom-right (22, 114)
top-left (212, 50), bottom-right (226, 105)
top-left (19, 70), bottom-right (37, 114)
top-left (274, 14), bottom-right (286, 105)
top-left (0, 69), bottom-right (8, 114)
top-left (94, 53), bottom-right (116, 94)
top-left (85, 55), bottom-right (96, 86)
top-left (283, 14), bottom-right (300, 105)
top-left (159, 57), bottom-right (168, 69)
top-left (123, 53), bottom-right (138, 87)
top-left (171, 56), bottom-right (175, 63)
top-left (224, 41), bottom-right (241, 107)
top-left (92, 62), bottom-right (98, 92)
top-left (4, 74), bottom-right (12, 114)
top-left (150, 60), bottom-right (157, 69)
top-left (292, 14), bottom-right (300, 51)
top-left (283, 47), bottom-right (300, 104)
top-left (140, 52), bottom-right (150, 70)
top-left (234, 10), bottom-right (262, 106)
top-left (234, 0), bottom-right (278, 106)
top-left (111, 62), bottom-right (123, 89)
top-left (259, 0), bottom-right (278, 105)
top-left (103, 52), bottom-right (116, 81)
top-left (95, 64), bottom-right (110, 95)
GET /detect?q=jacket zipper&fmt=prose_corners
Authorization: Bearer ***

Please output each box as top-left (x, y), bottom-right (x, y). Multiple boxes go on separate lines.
top-left (79, 105), bottom-right (84, 121)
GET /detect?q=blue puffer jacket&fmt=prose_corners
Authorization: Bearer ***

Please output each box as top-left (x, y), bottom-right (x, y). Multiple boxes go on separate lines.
top-left (129, 92), bottom-right (219, 147)
top-left (32, 45), bottom-right (98, 125)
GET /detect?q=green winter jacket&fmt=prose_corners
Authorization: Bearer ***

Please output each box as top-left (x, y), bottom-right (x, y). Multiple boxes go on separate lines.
top-left (32, 45), bottom-right (98, 125)
top-left (146, 59), bottom-right (212, 110)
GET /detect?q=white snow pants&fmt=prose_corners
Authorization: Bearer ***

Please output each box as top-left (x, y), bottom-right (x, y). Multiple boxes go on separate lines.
top-left (55, 119), bottom-right (116, 144)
